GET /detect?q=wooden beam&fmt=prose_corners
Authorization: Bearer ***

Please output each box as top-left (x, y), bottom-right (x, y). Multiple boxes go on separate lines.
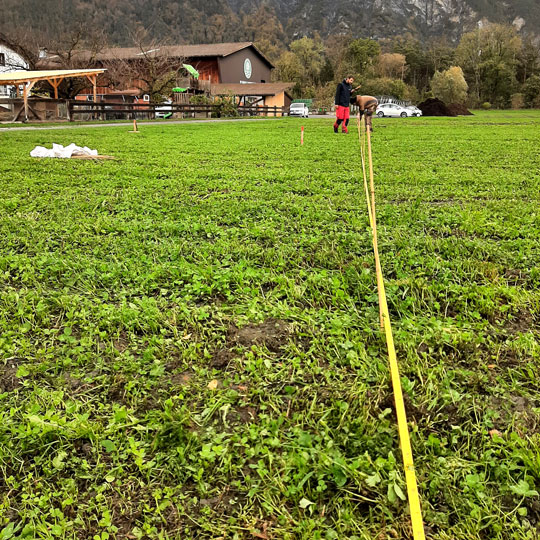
top-left (86, 74), bottom-right (98, 119)
top-left (85, 75), bottom-right (97, 99)
top-left (46, 78), bottom-right (61, 99)
top-left (21, 80), bottom-right (37, 122)
top-left (23, 83), bottom-right (28, 122)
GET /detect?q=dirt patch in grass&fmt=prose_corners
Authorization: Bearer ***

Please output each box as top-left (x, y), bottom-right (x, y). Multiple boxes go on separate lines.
top-left (504, 307), bottom-right (536, 334)
top-left (489, 395), bottom-right (539, 434)
top-left (375, 392), bottom-right (429, 426)
top-left (199, 488), bottom-right (246, 514)
top-left (113, 331), bottom-right (129, 353)
top-left (169, 370), bottom-right (193, 385)
top-left (503, 268), bottom-right (528, 286)
top-left (0, 358), bottom-right (23, 392)
top-left (233, 319), bottom-right (290, 351)
top-left (427, 198), bottom-right (457, 206)
top-left (211, 347), bottom-right (236, 369)
top-left (526, 498), bottom-right (540, 526)
top-left (230, 405), bottom-right (258, 424)
top-left (497, 348), bottom-right (522, 367)
top-left (73, 439), bottom-right (94, 459)
top-left (107, 374), bottom-right (128, 404)
top-left (211, 318), bottom-right (290, 368)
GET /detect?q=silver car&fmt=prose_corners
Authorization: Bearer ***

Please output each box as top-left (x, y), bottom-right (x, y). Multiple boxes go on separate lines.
top-left (289, 103), bottom-right (309, 118)
top-left (376, 103), bottom-right (415, 118)
top-left (406, 106), bottom-right (423, 117)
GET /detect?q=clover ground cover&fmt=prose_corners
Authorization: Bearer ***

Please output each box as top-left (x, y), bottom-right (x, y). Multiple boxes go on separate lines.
top-left (0, 112), bottom-right (539, 539)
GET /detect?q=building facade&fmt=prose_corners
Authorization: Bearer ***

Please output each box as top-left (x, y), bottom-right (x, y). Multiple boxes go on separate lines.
top-left (0, 40), bottom-right (29, 97)
top-left (39, 42), bottom-right (290, 108)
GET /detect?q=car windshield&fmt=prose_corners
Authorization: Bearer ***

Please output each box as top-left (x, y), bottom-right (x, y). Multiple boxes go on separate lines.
top-left (291, 104), bottom-right (304, 108)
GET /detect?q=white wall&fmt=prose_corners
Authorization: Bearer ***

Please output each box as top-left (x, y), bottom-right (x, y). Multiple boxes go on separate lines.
top-left (0, 44), bottom-right (29, 96)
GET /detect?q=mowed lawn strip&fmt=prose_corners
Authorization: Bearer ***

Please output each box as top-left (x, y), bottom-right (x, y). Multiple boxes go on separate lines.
top-left (0, 111), bottom-right (539, 539)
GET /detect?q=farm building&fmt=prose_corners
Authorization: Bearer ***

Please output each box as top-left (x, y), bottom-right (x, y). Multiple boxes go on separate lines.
top-left (38, 42), bottom-right (292, 109)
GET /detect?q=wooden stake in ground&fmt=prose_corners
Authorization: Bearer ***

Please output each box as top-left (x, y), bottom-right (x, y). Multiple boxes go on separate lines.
top-left (129, 119), bottom-right (140, 133)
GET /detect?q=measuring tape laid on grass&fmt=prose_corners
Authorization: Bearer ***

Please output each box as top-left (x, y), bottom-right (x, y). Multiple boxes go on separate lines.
top-left (357, 114), bottom-right (426, 540)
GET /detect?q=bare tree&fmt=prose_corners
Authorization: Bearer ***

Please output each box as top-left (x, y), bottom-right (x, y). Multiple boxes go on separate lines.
top-left (1, 24), bottom-right (107, 98)
top-left (38, 24), bottom-right (108, 98)
top-left (102, 29), bottom-right (185, 102)
top-left (0, 30), bottom-right (36, 69)
top-left (376, 53), bottom-right (407, 79)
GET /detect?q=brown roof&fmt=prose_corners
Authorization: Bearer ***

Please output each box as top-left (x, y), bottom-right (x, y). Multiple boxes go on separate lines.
top-left (38, 42), bottom-right (274, 68)
top-left (211, 83), bottom-right (294, 97)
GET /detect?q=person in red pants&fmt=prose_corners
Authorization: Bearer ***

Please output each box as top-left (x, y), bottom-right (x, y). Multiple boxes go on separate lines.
top-left (334, 76), bottom-right (358, 134)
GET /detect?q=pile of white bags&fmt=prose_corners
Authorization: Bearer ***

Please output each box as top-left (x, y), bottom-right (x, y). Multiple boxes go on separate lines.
top-left (30, 143), bottom-right (98, 159)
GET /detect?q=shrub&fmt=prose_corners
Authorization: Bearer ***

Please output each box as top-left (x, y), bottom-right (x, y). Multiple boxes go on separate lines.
top-left (511, 93), bottom-right (524, 109)
top-left (523, 75), bottom-right (540, 108)
top-left (359, 77), bottom-right (406, 99)
top-left (314, 82), bottom-right (336, 109)
top-left (214, 95), bottom-right (239, 117)
top-left (431, 66), bottom-right (468, 105)
top-left (482, 102), bottom-right (492, 110)
top-left (190, 94), bottom-right (211, 105)
top-left (403, 84), bottom-right (420, 104)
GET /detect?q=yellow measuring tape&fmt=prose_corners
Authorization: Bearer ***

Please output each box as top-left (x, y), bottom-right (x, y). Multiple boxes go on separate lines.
top-left (357, 114), bottom-right (426, 540)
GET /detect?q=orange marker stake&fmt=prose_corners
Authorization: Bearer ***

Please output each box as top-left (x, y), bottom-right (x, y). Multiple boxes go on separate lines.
top-left (301, 125), bottom-right (304, 145)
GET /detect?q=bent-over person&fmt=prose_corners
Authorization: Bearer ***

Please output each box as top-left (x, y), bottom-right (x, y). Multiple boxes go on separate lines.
top-left (351, 95), bottom-right (378, 132)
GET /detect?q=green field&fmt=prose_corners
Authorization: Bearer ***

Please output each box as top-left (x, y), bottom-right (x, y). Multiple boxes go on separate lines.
top-left (0, 111), bottom-right (539, 540)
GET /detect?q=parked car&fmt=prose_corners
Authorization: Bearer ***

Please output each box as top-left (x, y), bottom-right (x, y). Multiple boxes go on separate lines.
top-left (406, 105), bottom-right (423, 117)
top-left (155, 100), bottom-right (173, 119)
top-left (289, 102), bottom-right (309, 118)
top-left (376, 103), bottom-right (415, 118)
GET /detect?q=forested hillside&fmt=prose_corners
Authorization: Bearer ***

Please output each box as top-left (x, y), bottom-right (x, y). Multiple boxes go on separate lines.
top-left (1, 0), bottom-right (539, 47)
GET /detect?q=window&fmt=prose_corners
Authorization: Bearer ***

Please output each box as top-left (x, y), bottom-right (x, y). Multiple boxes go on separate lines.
top-left (143, 94), bottom-right (150, 102)
top-left (0, 53), bottom-right (5, 66)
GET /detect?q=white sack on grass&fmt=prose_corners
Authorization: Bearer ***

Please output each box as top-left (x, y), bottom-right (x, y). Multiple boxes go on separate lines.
top-left (30, 143), bottom-right (98, 158)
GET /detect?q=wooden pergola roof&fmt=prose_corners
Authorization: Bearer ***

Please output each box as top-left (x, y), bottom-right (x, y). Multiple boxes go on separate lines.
top-left (0, 68), bottom-right (105, 85)
top-left (0, 69), bottom-right (106, 122)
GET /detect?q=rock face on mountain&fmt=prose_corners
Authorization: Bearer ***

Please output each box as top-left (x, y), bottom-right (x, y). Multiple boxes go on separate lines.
top-left (229, 0), bottom-right (539, 40)
top-left (0, 0), bottom-right (538, 45)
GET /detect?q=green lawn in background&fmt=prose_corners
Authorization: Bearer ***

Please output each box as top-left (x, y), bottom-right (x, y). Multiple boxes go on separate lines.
top-left (0, 111), bottom-right (539, 539)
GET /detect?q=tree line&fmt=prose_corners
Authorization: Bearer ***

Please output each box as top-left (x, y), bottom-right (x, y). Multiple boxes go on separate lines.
top-left (270, 24), bottom-right (540, 109)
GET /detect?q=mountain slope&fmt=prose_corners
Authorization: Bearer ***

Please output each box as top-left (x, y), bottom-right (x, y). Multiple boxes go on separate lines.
top-left (0, 0), bottom-right (538, 47)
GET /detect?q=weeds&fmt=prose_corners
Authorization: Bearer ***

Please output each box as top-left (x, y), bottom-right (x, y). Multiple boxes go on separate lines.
top-left (0, 111), bottom-right (539, 539)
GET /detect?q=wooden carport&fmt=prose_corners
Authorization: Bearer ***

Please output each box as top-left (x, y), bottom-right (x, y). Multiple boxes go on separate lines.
top-left (0, 69), bottom-right (106, 122)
